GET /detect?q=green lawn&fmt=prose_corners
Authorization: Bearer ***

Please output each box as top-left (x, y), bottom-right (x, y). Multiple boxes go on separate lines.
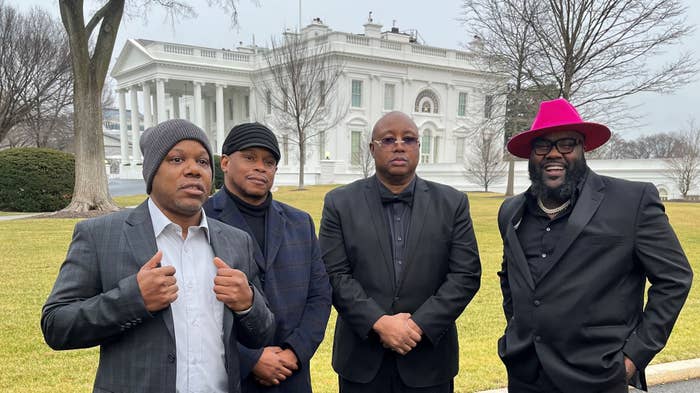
top-left (1, 187), bottom-right (697, 392)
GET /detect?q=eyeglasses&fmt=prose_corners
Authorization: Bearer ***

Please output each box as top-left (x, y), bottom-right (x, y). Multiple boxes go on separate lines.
top-left (532, 137), bottom-right (581, 156)
top-left (372, 136), bottom-right (420, 150)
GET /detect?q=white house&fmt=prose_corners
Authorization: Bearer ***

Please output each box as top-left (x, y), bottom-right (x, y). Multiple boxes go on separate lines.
top-left (110, 16), bottom-right (504, 185)
top-left (109, 17), bottom-right (697, 199)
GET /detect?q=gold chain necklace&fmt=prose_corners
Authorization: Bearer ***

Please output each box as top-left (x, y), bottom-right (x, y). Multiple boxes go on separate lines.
top-left (537, 198), bottom-right (571, 215)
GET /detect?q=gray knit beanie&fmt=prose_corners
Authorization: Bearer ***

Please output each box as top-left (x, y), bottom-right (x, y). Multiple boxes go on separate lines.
top-left (140, 119), bottom-right (213, 194)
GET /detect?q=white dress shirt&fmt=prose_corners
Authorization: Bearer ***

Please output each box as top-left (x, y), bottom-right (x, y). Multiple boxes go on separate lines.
top-left (148, 199), bottom-right (227, 393)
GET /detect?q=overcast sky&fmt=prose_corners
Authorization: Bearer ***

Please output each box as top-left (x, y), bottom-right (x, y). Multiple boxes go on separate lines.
top-left (12, 0), bottom-right (700, 138)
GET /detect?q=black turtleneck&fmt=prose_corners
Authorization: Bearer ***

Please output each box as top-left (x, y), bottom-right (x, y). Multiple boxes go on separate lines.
top-left (224, 187), bottom-right (271, 256)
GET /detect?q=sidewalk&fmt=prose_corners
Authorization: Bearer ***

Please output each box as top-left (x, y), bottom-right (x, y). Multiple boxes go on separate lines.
top-left (0, 213), bottom-right (41, 221)
top-left (476, 358), bottom-right (700, 392)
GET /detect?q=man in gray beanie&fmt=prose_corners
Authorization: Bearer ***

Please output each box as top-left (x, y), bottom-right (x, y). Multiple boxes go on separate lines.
top-left (205, 122), bottom-right (331, 393)
top-left (42, 118), bottom-right (275, 393)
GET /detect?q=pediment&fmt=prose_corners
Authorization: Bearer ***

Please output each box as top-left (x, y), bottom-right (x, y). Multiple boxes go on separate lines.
top-left (110, 39), bottom-right (154, 77)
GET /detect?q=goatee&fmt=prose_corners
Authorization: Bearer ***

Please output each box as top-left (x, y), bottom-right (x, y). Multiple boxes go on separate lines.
top-left (529, 156), bottom-right (587, 203)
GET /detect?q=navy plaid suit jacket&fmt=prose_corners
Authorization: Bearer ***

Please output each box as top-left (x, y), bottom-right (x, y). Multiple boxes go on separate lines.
top-left (42, 201), bottom-right (275, 393)
top-left (205, 190), bottom-right (332, 393)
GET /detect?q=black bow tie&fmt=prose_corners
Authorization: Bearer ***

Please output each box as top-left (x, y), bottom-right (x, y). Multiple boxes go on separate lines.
top-left (381, 192), bottom-right (413, 206)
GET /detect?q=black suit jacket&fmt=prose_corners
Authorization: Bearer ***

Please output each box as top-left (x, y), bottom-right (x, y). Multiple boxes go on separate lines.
top-left (497, 170), bottom-right (693, 393)
top-left (319, 176), bottom-right (482, 387)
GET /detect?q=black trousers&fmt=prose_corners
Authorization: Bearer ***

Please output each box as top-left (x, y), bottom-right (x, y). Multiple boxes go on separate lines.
top-left (339, 351), bottom-right (453, 393)
top-left (507, 364), bottom-right (629, 393)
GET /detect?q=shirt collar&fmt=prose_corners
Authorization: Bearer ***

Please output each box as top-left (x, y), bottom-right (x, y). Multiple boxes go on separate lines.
top-left (147, 198), bottom-right (210, 242)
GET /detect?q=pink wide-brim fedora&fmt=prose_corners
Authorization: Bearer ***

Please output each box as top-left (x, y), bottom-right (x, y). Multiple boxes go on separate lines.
top-left (506, 98), bottom-right (611, 159)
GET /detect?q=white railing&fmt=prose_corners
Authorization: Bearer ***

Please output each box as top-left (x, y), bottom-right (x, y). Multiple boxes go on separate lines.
top-left (164, 44), bottom-right (194, 55)
top-left (411, 45), bottom-right (447, 57)
top-left (200, 49), bottom-right (216, 58)
top-left (380, 41), bottom-right (402, 51)
top-left (346, 35), bottom-right (370, 46)
top-left (223, 52), bottom-right (250, 62)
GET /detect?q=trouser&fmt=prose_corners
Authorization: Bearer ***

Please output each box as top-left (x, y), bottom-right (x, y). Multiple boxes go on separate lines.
top-left (339, 351), bottom-right (453, 393)
top-left (507, 363), bottom-right (628, 393)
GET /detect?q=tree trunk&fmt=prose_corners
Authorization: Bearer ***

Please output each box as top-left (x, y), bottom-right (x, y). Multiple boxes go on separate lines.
top-left (59, 0), bottom-right (121, 212)
top-left (506, 157), bottom-right (515, 196)
top-left (63, 72), bottom-right (117, 212)
top-left (297, 141), bottom-right (305, 190)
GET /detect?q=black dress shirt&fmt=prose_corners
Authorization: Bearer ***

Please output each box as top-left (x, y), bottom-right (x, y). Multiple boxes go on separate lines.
top-left (377, 177), bottom-right (416, 288)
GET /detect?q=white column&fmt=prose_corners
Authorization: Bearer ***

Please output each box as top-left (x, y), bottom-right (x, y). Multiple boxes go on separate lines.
top-left (172, 94), bottom-right (180, 118)
top-left (129, 88), bottom-right (141, 163)
top-left (193, 81), bottom-right (203, 128)
top-left (118, 89), bottom-right (128, 166)
top-left (216, 84), bottom-right (225, 153)
top-left (142, 82), bottom-right (153, 129)
top-left (156, 78), bottom-right (166, 122)
top-left (248, 87), bottom-right (257, 122)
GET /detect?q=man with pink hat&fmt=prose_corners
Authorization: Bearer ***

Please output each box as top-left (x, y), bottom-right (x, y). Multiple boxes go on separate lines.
top-left (496, 98), bottom-right (693, 393)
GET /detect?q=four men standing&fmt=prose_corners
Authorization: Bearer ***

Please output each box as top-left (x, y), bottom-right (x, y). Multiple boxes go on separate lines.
top-left (42, 104), bottom-right (692, 393)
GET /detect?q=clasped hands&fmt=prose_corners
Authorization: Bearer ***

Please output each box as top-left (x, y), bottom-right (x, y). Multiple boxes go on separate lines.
top-left (252, 346), bottom-right (299, 386)
top-left (373, 313), bottom-right (423, 355)
top-left (137, 250), bottom-right (253, 312)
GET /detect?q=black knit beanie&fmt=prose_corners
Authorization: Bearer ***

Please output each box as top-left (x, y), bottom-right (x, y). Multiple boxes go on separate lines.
top-left (222, 122), bottom-right (281, 162)
top-left (140, 119), bottom-right (213, 194)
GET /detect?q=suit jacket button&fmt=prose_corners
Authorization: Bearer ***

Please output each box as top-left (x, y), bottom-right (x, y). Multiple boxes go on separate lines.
top-left (535, 336), bottom-right (542, 342)
top-left (534, 300), bottom-right (541, 306)
top-left (168, 353), bottom-right (176, 363)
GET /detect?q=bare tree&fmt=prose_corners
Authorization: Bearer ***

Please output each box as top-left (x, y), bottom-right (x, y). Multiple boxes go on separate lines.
top-left (57, 0), bottom-right (244, 212)
top-left (463, 0), bottom-right (697, 140)
top-left (253, 32), bottom-right (347, 189)
top-left (526, 0), bottom-right (696, 109)
top-left (0, 2), bottom-right (72, 143)
top-left (462, 0), bottom-right (545, 196)
top-left (666, 121), bottom-right (700, 199)
top-left (465, 129), bottom-right (507, 192)
top-left (355, 131), bottom-right (374, 179)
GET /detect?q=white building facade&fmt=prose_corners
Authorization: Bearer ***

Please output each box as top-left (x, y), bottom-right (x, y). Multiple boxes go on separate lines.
top-left (110, 18), bottom-right (504, 186)
top-left (110, 18), bottom-right (697, 199)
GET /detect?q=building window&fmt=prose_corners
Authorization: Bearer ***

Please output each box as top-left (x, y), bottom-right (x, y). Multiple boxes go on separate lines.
top-left (266, 91), bottom-right (272, 114)
top-left (283, 135), bottom-right (289, 166)
top-left (228, 98), bottom-right (234, 120)
top-left (484, 95), bottom-right (494, 119)
top-left (421, 129), bottom-right (432, 163)
top-left (244, 96), bottom-right (249, 118)
top-left (414, 89), bottom-right (440, 113)
top-left (433, 136), bottom-right (440, 163)
top-left (351, 130), bottom-right (362, 165)
top-left (456, 137), bottom-right (466, 163)
top-left (458, 92), bottom-right (467, 117)
top-left (351, 80), bottom-right (362, 108)
top-left (319, 80), bottom-right (326, 107)
top-left (384, 84), bottom-right (395, 110)
top-left (319, 131), bottom-right (326, 160)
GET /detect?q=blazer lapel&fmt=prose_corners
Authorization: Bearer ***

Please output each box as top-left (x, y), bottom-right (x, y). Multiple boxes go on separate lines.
top-left (503, 195), bottom-right (536, 290)
top-left (364, 176), bottom-right (395, 287)
top-left (539, 170), bottom-right (605, 282)
top-left (265, 201), bottom-right (285, 269)
top-left (124, 200), bottom-right (176, 342)
top-left (209, 223), bottom-right (234, 348)
top-left (213, 191), bottom-right (266, 272)
top-left (400, 177), bottom-right (430, 291)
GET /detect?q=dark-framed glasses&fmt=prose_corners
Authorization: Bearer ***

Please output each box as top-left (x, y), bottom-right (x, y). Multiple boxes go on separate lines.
top-left (532, 137), bottom-right (581, 156)
top-left (372, 136), bottom-right (420, 150)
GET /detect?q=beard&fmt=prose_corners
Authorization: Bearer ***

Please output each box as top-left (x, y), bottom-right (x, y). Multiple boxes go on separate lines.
top-left (529, 155), bottom-right (587, 203)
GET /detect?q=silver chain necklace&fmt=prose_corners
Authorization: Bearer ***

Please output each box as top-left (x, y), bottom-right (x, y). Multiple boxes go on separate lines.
top-left (537, 198), bottom-right (571, 215)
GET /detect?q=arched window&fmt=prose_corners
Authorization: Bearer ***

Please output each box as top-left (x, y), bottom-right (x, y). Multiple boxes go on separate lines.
top-left (414, 89), bottom-right (440, 113)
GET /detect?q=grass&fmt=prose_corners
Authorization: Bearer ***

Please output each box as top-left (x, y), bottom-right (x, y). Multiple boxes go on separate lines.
top-left (1, 187), bottom-right (697, 392)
